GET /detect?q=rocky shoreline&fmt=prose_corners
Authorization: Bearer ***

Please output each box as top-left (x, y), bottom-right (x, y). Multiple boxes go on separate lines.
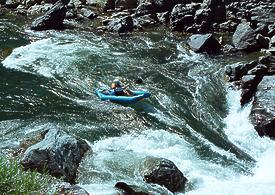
top-left (1, 0), bottom-right (275, 193)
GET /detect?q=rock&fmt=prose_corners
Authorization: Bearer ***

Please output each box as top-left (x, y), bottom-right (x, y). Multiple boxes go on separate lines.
top-left (250, 76), bottom-right (275, 138)
top-left (56, 182), bottom-right (89, 195)
top-left (157, 11), bottom-right (170, 24)
top-left (140, 157), bottom-right (187, 192)
top-left (106, 15), bottom-right (134, 33)
top-left (194, 8), bottom-right (212, 25)
top-left (232, 22), bottom-right (260, 52)
top-left (258, 55), bottom-right (275, 75)
top-left (20, 128), bottom-right (90, 184)
top-left (30, 0), bottom-right (68, 31)
top-left (219, 20), bottom-right (238, 32)
top-left (115, 0), bottom-right (138, 10)
top-left (255, 23), bottom-right (269, 37)
top-left (134, 2), bottom-right (156, 17)
top-left (27, 4), bottom-right (53, 15)
top-left (80, 8), bottom-right (97, 20)
top-left (240, 74), bottom-right (262, 106)
top-left (256, 34), bottom-right (270, 49)
top-left (103, 0), bottom-right (116, 11)
top-left (5, 0), bottom-right (20, 8)
top-left (187, 33), bottom-right (221, 54)
top-left (170, 3), bottom-right (197, 32)
top-left (134, 14), bottom-right (159, 27)
top-left (171, 14), bottom-right (194, 32)
top-left (139, 0), bottom-right (191, 13)
top-left (225, 60), bottom-right (258, 81)
top-left (115, 182), bottom-right (149, 195)
top-left (202, 0), bottom-right (226, 23)
top-left (270, 35), bottom-right (275, 47)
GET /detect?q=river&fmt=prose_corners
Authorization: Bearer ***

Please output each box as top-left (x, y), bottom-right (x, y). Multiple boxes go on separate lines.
top-left (1, 15), bottom-right (275, 195)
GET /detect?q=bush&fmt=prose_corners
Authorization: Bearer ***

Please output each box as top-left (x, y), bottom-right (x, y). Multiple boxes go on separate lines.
top-left (0, 156), bottom-right (53, 194)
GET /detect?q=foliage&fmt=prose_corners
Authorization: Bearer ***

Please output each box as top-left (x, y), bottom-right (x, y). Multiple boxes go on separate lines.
top-left (0, 156), bottom-right (53, 195)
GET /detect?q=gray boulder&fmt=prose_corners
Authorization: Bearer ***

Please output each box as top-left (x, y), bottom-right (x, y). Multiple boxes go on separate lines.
top-left (270, 35), bottom-right (275, 48)
top-left (250, 76), bottom-right (275, 138)
top-left (20, 128), bottom-right (90, 184)
top-left (5, 0), bottom-right (20, 8)
top-left (56, 183), bottom-right (89, 195)
top-left (107, 15), bottom-right (134, 33)
top-left (140, 157), bottom-right (187, 192)
top-left (30, 0), bottom-right (68, 31)
top-left (232, 23), bottom-right (260, 52)
top-left (187, 33), bottom-right (221, 53)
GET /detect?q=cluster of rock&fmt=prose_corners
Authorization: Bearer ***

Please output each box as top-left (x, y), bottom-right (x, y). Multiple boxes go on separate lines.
top-left (18, 128), bottom-right (187, 193)
top-left (225, 54), bottom-right (275, 139)
top-left (2, 0), bottom-right (275, 54)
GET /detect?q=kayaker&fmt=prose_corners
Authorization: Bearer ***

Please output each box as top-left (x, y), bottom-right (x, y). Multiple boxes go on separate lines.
top-left (111, 78), bottom-right (133, 96)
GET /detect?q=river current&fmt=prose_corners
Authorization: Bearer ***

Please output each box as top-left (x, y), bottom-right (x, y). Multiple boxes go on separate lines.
top-left (1, 16), bottom-right (275, 195)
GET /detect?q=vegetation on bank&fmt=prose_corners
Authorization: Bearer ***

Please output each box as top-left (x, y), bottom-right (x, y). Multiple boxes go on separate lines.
top-left (0, 156), bottom-right (53, 194)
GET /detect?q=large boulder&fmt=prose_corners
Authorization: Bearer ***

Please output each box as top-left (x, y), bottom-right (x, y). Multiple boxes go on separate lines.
top-left (20, 128), bottom-right (90, 184)
top-left (250, 76), bottom-right (275, 138)
top-left (56, 183), bottom-right (89, 195)
top-left (106, 15), bottom-right (134, 33)
top-left (140, 157), bottom-right (187, 192)
top-left (187, 33), bottom-right (221, 53)
top-left (30, 0), bottom-right (68, 31)
top-left (232, 23), bottom-right (261, 52)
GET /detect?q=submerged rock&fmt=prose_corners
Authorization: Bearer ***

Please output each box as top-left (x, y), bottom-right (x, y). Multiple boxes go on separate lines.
top-left (140, 157), bottom-right (187, 192)
top-left (20, 128), bottom-right (90, 184)
top-left (115, 182), bottom-right (149, 195)
top-left (30, 0), bottom-right (68, 31)
top-left (250, 76), bottom-right (275, 138)
top-left (187, 33), bottom-right (221, 53)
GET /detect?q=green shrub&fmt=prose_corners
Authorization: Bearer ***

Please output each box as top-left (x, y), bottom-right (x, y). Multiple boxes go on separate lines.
top-left (0, 156), bottom-right (53, 195)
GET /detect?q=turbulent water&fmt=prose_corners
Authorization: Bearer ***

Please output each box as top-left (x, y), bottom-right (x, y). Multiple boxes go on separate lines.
top-left (1, 16), bottom-right (275, 195)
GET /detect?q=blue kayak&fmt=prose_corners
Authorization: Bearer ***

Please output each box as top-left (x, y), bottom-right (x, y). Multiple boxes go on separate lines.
top-left (95, 89), bottom-right (151, 104)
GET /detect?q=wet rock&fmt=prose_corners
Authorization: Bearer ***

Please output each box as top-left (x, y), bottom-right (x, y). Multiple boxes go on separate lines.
top-left (194, 8), bottom-right (212, 25)
top-left (106, 15), bottom-right (134, 33)
top-left (30, 0), bottom-right (68, 31)
top-left (115, 182), bottom-right (149, 195)
top-left (232, 22), bottom-right (260, 52)
top-left (225, 60), bottom-right (258, 81)
top-left (250, 76), bottom-right (275, 138)
top-left (140, 157), bottom-right (187, 192)
top-left (20, 128), bottom-right (90, 184)
top-left (240, 74), bottom-right (263, 106)
top-left (56, 182), bottom-right (89, 195)
top-left (187, 33), bottom-right (221, 54)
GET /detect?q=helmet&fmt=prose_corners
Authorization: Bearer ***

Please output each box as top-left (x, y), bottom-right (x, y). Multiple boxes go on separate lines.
top-left (113, 78), bottom-right (122, 87)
